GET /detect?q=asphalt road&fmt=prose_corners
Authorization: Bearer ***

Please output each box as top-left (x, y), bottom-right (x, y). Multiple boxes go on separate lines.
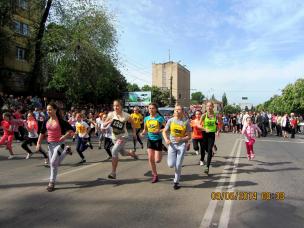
top-left (0, 133), bottom-right (303, 228)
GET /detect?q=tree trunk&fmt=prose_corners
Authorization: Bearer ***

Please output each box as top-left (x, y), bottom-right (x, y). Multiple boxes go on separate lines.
top-left (30, 0), bottom-right (53, 95)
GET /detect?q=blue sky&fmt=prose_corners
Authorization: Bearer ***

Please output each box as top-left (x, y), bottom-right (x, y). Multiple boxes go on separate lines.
top-left (103, 0), bottom-right (304, 105)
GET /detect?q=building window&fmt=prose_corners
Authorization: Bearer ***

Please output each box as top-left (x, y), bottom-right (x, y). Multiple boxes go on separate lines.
top-left (179, 93), bottom-right (181, 99)
top-left (14, 21), bottom-right (30, 36)
top-left (16, 47), bottom-right (27, 60)
top-left (17, 0), bottom-right (28, 10)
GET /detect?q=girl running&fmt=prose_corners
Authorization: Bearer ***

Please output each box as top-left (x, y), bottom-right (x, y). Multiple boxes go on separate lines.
top-left (100, 113), bottom-right (114, 160)
top-left (163, 105), bottom-right (192, 190)
top-left (190, 110), bottom-right (205, 165)
top-left (242, 117), bottom-right (261, 160)
top-left (22, 111), bottom-right (48, 164)
top-left (141, 103), bottom-right (166, 183)
top-left (75, 113), bottom-right (91, 164)
top-left (104, 100), bottom-right (138, 179)
top-left (200, 102), bottom-right (220, 175)
top-left (0, 112), bottom-right (15, 159)
top-left (36, 103), bottom-right (74, 192)
top-left (131, 106), bottom-right (144, 151)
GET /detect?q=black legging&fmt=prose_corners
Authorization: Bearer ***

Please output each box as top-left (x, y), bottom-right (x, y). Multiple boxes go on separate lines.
top-left (104, 137), bottom-right (113, 157)
top-left (203, 132), bottom-right (215, 168)
top-left (133, 128), bottom-right (143, 150)
top-left (192, 138), bottom-right (205, 162)
top-left (21, 138), bottom-right (48, 158)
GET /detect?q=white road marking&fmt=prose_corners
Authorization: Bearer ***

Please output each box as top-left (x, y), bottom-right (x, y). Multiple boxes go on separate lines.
top-left (43, 163), bottom-right (101, 181)
top-left (218, 139), bottom-right (242, 228)
top-left (257, 139), bottom-right (304, 143)
top-left (200, 139), bottom-right (241, 228)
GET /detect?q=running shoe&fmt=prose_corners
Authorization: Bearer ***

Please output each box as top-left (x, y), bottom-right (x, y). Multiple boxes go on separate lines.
top-left (46, 182), bottom-right (55, 192)
top-left (25, 153), bottom-right (33, 159)
top-left (173, 182), bottom-right (181, 190)
top-left (250, 153), bottom-right (255, 160)
top-left (247, 155), bottom-right (251, 160)
top-left (98, 146), bottom-right (101, 149)
top-left (152, 175), bottom-right (159, 183)
top-left (195, 151), bottom-right (199, 155)
top-left (65, 146), bottom-right (73, 155)
top-left (8, 155), bottom-right (15, 160)
top-left (87, 142), bottom-right (93, 149)
top-left (200, 160), bottom-right (205, 166)
top-left (106, 156), bottom-right (112, 160)
top-left (108, 173), bottom-right (116, 179)
top-left (214, 145), bottom-right (218, 151)
top-left (141, 144), bottom-right (144, 149)
top-left (204, 167), bottom-right (209, 175)
top-left (78, 159), bottom-right (86, 164)
top-left (44, 159), bottom-right (49, 165)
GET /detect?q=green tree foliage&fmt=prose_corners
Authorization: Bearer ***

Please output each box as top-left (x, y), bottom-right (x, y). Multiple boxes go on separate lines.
top-left (141, 85), bottom-right (174, 107)
top-left (43, 1), bottom-right (126, 104)
top-left (223, 104), bottom-right (241, 114)
top-left (222, 92), bottom-right (228, 107)
top-left (127, 83), bottom-right (140, 92)
top-left (191, 91), bottom-right (205, 104)
top-left (258, 78), bottom-right (304, 114)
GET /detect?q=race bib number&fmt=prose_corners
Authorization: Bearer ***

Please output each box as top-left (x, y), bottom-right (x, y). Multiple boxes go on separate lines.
top-left (111, 119), bottom-right (125, 135)
top-left (147, 119), bottom-right (159, 133)
top-left (170, 122), bottom-right (186, 137)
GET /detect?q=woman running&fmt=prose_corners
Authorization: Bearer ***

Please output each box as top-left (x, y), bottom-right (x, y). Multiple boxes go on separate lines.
top-left (200, 101), bottom-right (220, 175)
top-left (22, 111), bottom-right (48, 164)
top-left (191, 110), bottom-right (205, 165)
top-left (131, 106), bottom-right (144, 151)
top-left (36, 103), bottom-right (74, 192)
top-left (75, 113), bottom-right (91, 164)
top-left (0, 112), bottom-right (15, 159)
top-left (104, 100), bottom-right (138, 179)
top-left (141, 103), bottom-right (166, 183)
top-left (100, 113), bottom-right (114, 160)
top-left (163, 105), bottom-right (192, 190)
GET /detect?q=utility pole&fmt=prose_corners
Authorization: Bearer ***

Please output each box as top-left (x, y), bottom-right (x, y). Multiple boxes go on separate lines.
top-left (169, 49), bottom-right (173, 107)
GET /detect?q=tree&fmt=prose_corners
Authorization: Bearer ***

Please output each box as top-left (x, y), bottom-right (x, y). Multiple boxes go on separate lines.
top-left (45, 1), bottom-right (126, 104)
top-left (141, 85), bottom-right (174, 107)
top-left (223, 104), bottom-right (241, 114)
top-left (211, 94), bottom-right (216, 100)
top-left (222, 92), bottom-right (228, 107)
top-left (127, 83), bottom-right (140, 92)
top-left (31, 0), bottom-right (53, 94)
top-left (191, 91), bottom-right (205, 104)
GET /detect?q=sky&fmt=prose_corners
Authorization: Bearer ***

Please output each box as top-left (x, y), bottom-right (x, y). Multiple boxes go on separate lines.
top-left (102, 0), bottom-right (304, 105)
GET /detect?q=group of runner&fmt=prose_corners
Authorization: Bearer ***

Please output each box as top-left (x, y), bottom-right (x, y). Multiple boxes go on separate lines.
top-left (3, 98), bottom-right (301, 192)
top-left (0, 100), bottom-right (223, 192)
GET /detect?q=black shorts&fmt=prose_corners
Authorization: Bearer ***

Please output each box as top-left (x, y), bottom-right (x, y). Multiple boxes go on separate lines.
top-left (147, 139), bottom-right (162, 151)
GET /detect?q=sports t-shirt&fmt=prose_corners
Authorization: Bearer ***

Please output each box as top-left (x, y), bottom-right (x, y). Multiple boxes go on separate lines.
top-left (108, 111), bottom-right (130, 140)
top-left (131, 113), bottom-right (143, 129)
top-left (144, 114), bottom-right (165, 141)
top-left (1, 120), bottom-right (13, 136)
top-left (191, 119), bottom-right (203, 139)
top-left (75, 121), bottom-right (90, 138)
top-left (165, 117), bottom-right (192, 144)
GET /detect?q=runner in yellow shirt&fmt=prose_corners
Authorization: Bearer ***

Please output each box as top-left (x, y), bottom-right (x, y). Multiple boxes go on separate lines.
top-left (131, 106), bottom-right (144, 151)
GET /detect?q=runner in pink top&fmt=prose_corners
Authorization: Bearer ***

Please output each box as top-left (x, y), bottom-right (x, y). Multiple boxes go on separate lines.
top-left (242, 117), bottom-right (262, 160)
top-left (36, 103), bottom-right (74, 192)
top-left (0, 112), bottom-right (15, 159)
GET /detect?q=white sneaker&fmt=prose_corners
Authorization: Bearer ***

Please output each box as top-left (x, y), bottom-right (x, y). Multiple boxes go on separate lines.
top-left (195, 151), bottom-right (199, 155)
top-left (25, 153), bottom-right (32, 159)
top-left (200, 161), bottom-right (204, 166)
top-left (8, 155), bottom-right (15, 160)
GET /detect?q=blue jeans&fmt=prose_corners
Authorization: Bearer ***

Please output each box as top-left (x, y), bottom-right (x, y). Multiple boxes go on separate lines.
top-left (76, 137), bottom-right (89, 159)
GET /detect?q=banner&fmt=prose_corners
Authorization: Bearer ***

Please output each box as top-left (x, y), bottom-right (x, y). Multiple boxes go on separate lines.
top-left (123, 91), bottom-right (151, 106)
